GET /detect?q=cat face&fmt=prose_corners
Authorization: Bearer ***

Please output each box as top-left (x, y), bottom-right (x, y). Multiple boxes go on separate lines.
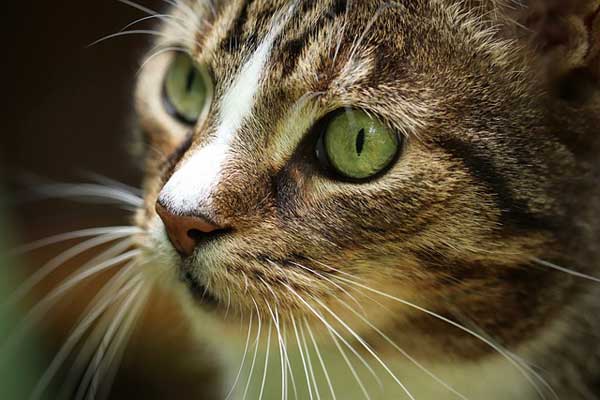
top-left (133, 0), bottom-right (600, 359)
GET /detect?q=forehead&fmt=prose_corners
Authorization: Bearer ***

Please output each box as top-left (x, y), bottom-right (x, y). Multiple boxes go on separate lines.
top-left (169, 0), bottom-right (428, 86)
top-left (167, 1), bottom-right (440, 126)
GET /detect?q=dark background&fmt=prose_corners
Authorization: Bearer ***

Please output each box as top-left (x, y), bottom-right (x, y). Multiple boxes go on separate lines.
top-left (2, 1), bottom-right (221, 399)
top-left (3, 0), bottom-right (154, 224)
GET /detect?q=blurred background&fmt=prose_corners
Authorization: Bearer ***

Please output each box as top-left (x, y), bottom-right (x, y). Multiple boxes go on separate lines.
top-left (1, 1), bottom-right (223, 398)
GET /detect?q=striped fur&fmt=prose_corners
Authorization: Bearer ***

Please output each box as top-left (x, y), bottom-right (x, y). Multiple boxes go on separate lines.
top-left (133, 1), bottom-right (600, 398)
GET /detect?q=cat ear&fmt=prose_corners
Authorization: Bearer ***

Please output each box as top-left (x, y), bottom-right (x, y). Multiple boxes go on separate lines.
top-left (503, 0), bottom-right (600, 98)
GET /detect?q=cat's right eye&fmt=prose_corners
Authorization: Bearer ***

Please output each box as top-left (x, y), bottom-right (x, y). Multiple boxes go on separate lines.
top-left (162, 52), bottom-right (212, 125)
top-left (316, 109), bottom-right (401, 181)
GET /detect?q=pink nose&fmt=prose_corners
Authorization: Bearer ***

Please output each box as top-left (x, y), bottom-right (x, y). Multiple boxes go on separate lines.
top-left (155, 203), bottom-right (223, 256)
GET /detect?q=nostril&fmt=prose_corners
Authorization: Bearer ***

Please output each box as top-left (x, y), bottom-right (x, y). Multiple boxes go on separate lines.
top-left (187, 229), bottom-right (204, 241)
top-left (186, 227), bottom-right (233, 244)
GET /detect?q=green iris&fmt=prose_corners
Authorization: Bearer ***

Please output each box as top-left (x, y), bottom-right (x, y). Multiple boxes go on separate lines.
top-left (163, 52), bottom-right (211, 124)
top-left (322, 110), bottom-right (400, 180)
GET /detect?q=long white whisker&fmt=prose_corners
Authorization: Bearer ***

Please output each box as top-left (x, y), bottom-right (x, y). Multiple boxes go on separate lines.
top-left (225, 313), bottom-right (253, 400)
top-left (326, 268), bottom-right (555, 400)
top-left (76, 281), bottom-right (144, 400)
top-left (328, 322), bottom-right (371, 400)
top-left (88, 30), bottom-right (173, 48)
top-left (282, 323), bottom-right (298, 400)
top-left (120, 13), bottom-right (191, 34)
top-left (258, 320), bottom-right (272, 400)
top-left (10, 227), bottom-right (141, 256)
top-left (297, 260), bottom-right (466, 398)
top-left (94, 281), bottom-right (151, 400)
top-left (533, 258), bottom-right (600, 284)
top-left (305, 319), bottom-right (336, 400)
top-left (243, 299), bottom-right (262, 400)
top-left (285, 285), bottom-right (373, 400)
top-left (1, 250), bottom-right (141, 355)
top-left (299, 321), bottom-right (321, 400)
top-left (282, 282), bottom-right (382, 388)
top-left (265, 303), bottom-right (287, 400)
top-left (312, 297), bottom-right (415, 400)
top-left (117, 0), bottom-right (158, 16)
top-left (33, 183), bottom-right (143, 209)
top-left (82, 173), bottom-right (142, 197)
top-left (5, 235), bottom-right (133, 309)
top-left (29, 264), bottom-right (142, 400)
top-left (290, 261), bottom-right (366, 315)
top-left (339, 297), bottom-right (469, 400)
top-left (292, 317), bottom-right (314, 400)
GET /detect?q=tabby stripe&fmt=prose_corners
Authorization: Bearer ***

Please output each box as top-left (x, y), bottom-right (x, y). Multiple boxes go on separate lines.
top-left (436, 137), bottom-right (556, 231)
top-left (221, 0), bottom-right (257, 52)
top-left (278, 0), bottom-right (349, 77)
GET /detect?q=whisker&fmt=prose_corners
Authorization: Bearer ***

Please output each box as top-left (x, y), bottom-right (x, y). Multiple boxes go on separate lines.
top-left (324, 266), bottom-right (556, 400)
top-left (305, 319), bottom-right (337, 400)
top-left (296, 260), bottom-right (466, 398)
top-left (1, 250), bottom-right (141, 355)
top-left (312, 297), bottom-right (415, 400)
top-left (88, 30), bottom-right (173, 48)
top-left (57, 299), bottom-right (118, 399)
top-left (338, 296), bottom-right (469, 400)
top-left (291, 317), bottom-right (315, 400)
top-left (290, 261), bottom-right (366, 315)
top-left (327, 322), bottom-right (371, 400)
top-left (285, 284), bottom-right (374, 400)
top-left (282, 322), bottom-right (298, 400)
top-left (258, 320), bottom-right (273, 400)
top-left (10, 226), bottom-right (141, 256)
top-left (117, 0), bottom-right (158, 16)
top-left (33, 183), bottom-right (144, 209)
top-left (120, 13), bottom-right (191, 34)
top-left (347, 3), bottom-right (403, 66)
top-left (282, 281), bottom-right (382, 389)
top-left (243, 299), bottom-right (263, 400)
top-left (29, 264), bottom-right (142, 400)
top-left (265, 303), bottom-right (287, 400)
top-left (533, 258), bottom-right (600, 284)
top-left (299, 323), bottom-right (321, 400)
top-left (95, 282), bottom-right (151, 400)
top-left (225, 287), bottom-right (232, 320)
top-left (4, 235), bottom-right (133, 310)
top-left (88, 281), bottom-right (150, 399)
top-left (225, 313), bottom-right (253, 400)
top-left (74, 281), bottom-right (144, 400)
top-left (331, 0), bottom-right (352, 64)
top-left (81, 172), bottom-right (142, 197)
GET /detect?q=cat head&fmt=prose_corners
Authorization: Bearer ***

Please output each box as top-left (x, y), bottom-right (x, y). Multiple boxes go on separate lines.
top-left (133, 0), bottom-right (600, 359)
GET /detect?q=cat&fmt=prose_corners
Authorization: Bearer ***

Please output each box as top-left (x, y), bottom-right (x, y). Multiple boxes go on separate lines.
top-left (28, 0), bottom-right (600, 399)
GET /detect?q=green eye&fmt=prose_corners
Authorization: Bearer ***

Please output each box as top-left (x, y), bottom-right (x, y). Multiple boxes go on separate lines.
top-left (163, 52), bottom-right (212, 124)
top-left (319, 110), bottom-right (400, 181)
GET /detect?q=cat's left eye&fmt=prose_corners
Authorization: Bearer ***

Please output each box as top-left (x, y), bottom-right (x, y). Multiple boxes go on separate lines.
top-left (163, 52), bottom-right (212, 125)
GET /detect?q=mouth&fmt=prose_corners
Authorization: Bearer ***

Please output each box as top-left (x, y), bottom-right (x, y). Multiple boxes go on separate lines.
top-left (180, 271), bottom-right (220, 308)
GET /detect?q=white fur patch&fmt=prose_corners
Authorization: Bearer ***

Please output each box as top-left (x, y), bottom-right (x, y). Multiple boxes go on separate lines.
top-left (159, 8), bottom-right (295, 214)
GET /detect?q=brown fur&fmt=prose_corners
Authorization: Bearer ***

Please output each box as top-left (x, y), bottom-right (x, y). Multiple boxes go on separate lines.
top-left (133, 0), bottom-right (600, 398)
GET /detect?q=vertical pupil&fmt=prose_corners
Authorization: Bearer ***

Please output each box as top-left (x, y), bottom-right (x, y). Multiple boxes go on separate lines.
top-left (185, 68), bottom-right (196, 93)
top-left (356, 128), bottom-right (366, 155)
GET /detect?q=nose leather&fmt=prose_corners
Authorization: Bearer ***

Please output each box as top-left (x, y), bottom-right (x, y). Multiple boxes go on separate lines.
top-left (155, 203), bottom-right (222, 256)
